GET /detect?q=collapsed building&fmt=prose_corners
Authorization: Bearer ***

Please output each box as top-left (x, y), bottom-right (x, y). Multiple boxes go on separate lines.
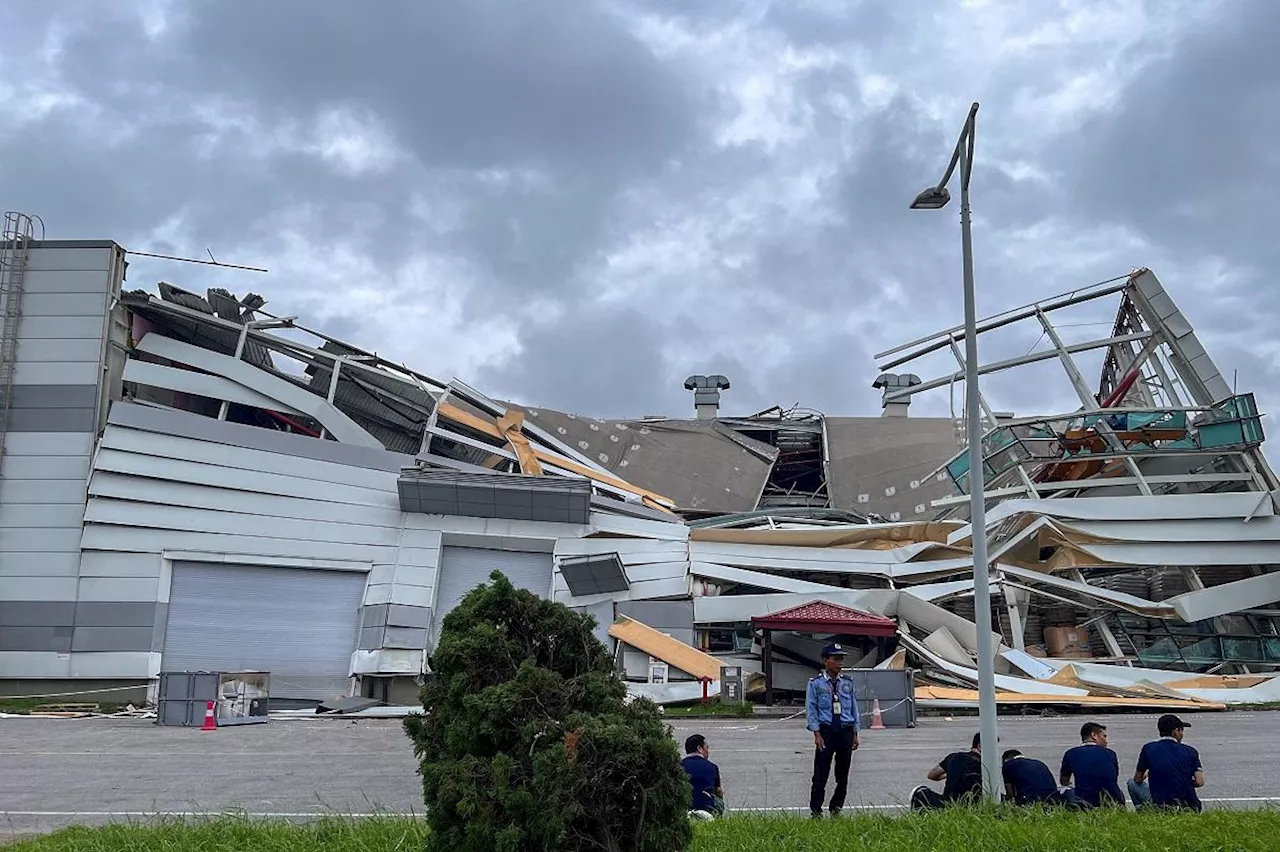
top-left (2, 213), bottom-right (1279, 712)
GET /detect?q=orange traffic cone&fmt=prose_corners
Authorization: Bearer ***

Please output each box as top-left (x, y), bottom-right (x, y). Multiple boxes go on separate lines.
top-left (870, 698), bottom-right (886, 730)
top-left (200, 700), bottom-right (217, 731)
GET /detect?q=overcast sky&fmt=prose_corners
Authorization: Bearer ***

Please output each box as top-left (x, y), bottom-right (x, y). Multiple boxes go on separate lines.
top-left (3, 0), bottom-right (1277, 422)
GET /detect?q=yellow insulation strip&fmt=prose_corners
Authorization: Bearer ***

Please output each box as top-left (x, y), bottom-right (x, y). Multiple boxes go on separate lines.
top-left (608, 615), bottom-right (723, 681)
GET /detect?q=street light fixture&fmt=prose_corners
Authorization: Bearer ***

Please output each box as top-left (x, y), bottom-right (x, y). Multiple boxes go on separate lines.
top-left (910, 101), bottom-right (1001, 802)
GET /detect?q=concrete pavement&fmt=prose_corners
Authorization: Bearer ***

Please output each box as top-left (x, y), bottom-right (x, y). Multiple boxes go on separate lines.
top-left (2, 711), bottom-right (1275, 838)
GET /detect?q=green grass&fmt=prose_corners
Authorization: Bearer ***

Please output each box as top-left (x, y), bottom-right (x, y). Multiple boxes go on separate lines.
top-left (7, 809), bottom-right (1280, 852)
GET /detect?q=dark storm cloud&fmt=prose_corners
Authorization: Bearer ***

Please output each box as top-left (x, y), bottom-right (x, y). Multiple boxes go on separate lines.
top-left (0, 0), bottom-right (1275, 424)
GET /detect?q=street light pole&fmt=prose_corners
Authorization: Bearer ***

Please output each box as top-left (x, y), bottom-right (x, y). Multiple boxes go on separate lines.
top-left (910, 102), bottom-right (1001, 802)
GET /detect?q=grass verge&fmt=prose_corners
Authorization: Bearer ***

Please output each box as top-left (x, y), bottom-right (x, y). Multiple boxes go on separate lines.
top-left (6, 808), bottom-right (1280, 852)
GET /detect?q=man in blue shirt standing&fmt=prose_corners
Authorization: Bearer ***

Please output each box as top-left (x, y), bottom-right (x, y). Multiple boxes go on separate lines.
top-left (1060, 721), bottom-right (1126, 808)
top-left (806, 643), bottom-right (861, 818)
top-left (1129, 714), bottom-right (1205, 811)
top-left (680, 734), bottom-right (724, 818)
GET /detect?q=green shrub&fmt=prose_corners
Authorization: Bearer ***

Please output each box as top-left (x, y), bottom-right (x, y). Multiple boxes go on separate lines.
top-left (403, 571), bottom-right (692, 852)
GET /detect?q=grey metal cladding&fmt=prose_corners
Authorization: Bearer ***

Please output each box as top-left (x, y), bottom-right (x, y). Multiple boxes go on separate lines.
top-left (71, 626), bottom-right (155, 652)
top-left (0, 625), bottom-right (74, 652)
top-left (0, 600), bottom-right (76, 628)
top-left (7, 385), bottom-right (100, 409)
top-left (361, 603), bottom-right (389, 629)
top-left (382, 626), bottom-right (428, 649)
top-left (6, 407), bottom-right (97, 432)
top-left (386, 604), bottom-right (432, 629)
top-left (358, 625), bottom-right (386, 651)
top-left (74, 601), bottom-right (161, 628)
top-left (108, 402), bottom-right (413, 472)
top-left (559, 553), bottom-right (630, 596)
top-left (616, 600), bottom-right (694, 630)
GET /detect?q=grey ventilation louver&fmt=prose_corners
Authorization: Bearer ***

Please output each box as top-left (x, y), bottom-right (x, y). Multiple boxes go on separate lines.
top-left (558, 552), bottom-right (630, 596)
top-left (397, 468), bottom-right (592, 524)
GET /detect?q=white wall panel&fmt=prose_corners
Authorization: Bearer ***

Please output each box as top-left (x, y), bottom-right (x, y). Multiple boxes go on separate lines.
top-left (101, 426), bottom-right (399, 491)
top-left (92, 449), bottom-right (400, 507)
top-left (84, 499), bottom-right (404, 548)
top-left (0, 577), bottom-right (78, 600)
top-left (16, 315), bottom-right (108, 341)
top-left (0, 504), bottom-right (85, 529)
top-left (0, 552), bottom-right (82, 577)
top-left (24, 247), bottom-right (113, 273)
top-left (88, 473), bottom-right (403, 528)
top-left (78, 576), bottom-right (160, 602)
top-left (3, 433), bottom-right (94, 456)
top-left (69, 651), bottom-right (158, 679)
top-left (0, 455), bottom-right (93, 480)
top-left (388, 584), bottom-right (433, 608)
top-left (123, 360), bottom-right (305, 415)
top-left (81, 524), bottom-right (389, 564)
top-left (136, 333), bottom-right (381, 448)
top-left (0, 652), bottom-right (74, 678)
top-left (16, 338), bottom-right (104, 363)
top-left (0, 478), bottom-right (87, 505)
top-left (13, 361), bottom-right (100, 385)
top-left (20, 292), bottom-right (109, 317)
top-left (79, 552), bottom-right (163, 578)
top-left (0, 528), bottom-right (83, 552)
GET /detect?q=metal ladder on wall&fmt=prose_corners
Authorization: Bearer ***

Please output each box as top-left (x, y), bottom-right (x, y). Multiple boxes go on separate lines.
top-left (0, 211), bottom-right (39, 470)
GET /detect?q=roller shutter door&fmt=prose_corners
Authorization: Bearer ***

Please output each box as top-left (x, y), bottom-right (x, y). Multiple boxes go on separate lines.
top-left (162, 562), bottom-right (367, 701)
top-left (433, 547), bottom-right (553, 643)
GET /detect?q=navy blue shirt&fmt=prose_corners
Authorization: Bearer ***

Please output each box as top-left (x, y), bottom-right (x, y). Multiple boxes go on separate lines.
top-left (1137, 738), bottom-right (1202, 811)
top-left (1061, 743), bottom-right (1125, 807)
top-left (1002, 756), bottom-right (1059, 805)
top-left (681, 754), bottom-right (721, 812)
top-left (939, 751), bottom-right (983, 802)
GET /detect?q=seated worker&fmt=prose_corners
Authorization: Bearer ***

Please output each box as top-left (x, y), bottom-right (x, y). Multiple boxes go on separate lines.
top-left (1001, 749), bottom-right (1063, 806)
top-left (681, 734), bottom-right (725, 817)
top-left (1060, 722), bottom-right (1125, 808)
top-left (1129, 714), bottom-right (1204, 811)
top-left (910, 732), bottom-right (983, 810)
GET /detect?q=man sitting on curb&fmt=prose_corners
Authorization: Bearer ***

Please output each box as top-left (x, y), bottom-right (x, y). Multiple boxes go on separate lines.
top-left (911, 732), bottom-right (983, 810)
top-left (1002, 749), bottom-right (1064, 806)
top-left (1060, 721), bottom-right (1126, 808)
top-left (681, 734), bottom-right (725, 819)
top-left (1129, 714), bottom-right (1204, 811)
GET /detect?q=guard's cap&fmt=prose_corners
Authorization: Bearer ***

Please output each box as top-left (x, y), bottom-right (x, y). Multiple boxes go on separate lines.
top-left (820, 643), bottom-right (846, 659)
top-left (1158, 714), bottom-right (1190, 736)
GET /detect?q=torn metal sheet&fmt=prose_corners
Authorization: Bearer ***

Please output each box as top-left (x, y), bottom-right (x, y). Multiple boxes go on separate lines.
top-left (996, 564), bottom-right (1175, 618)
top-left (915, 684), bottom-right (1226, 712)
top-left (626, 680), bottom-right (721, 706)
top-left (523, 408), bottom-right (779, 513)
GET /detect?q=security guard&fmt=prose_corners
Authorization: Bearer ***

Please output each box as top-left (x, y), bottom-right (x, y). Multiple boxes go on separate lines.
top-left (806, 643), bottom-right (861, 818)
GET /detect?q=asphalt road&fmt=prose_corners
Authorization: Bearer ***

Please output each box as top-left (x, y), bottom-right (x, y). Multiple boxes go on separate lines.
top-left (2, 711), bottom-right (1276, 838)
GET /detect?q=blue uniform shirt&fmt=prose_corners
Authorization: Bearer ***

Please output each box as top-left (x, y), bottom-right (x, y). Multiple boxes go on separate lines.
top-left (1137, 738), bottom-right (1203, 811)
top-left (680, 754), bottom-right (721, 812)
top-left (805, 673), bottom-right (860, 732)
top-left (1061, 743), bottom-right (1125, 807)
top-left (1002, 756), bottom-right (1058, 805)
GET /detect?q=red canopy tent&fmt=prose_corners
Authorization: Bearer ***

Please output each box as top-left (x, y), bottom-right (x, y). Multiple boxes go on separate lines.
top-left (751, 601), bottom-right (898, 705)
